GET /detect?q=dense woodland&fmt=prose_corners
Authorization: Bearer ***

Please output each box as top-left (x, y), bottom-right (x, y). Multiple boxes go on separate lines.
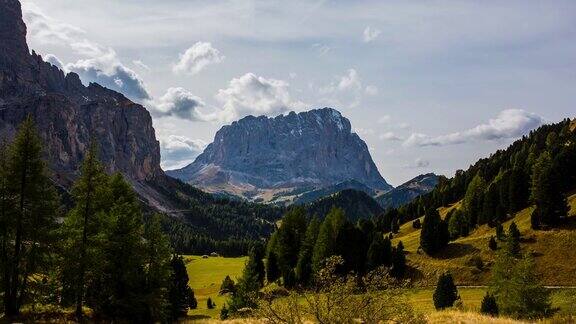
top-left (0, 117), bottom-right (197, 321)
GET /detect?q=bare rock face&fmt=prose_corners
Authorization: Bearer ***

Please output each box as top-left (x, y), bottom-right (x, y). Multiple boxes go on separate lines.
top-left (168, 108), bottom-right (392, 199)
top-left (0, 0), bottom-right (162, 185)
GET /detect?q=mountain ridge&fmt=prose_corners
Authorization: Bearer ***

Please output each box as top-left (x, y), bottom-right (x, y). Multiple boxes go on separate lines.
top-left (168, 108), bottom-right (392, 202)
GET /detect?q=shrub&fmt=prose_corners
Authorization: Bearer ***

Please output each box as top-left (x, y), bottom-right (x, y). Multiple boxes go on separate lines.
top-left (480, 293), bottom-right (499, 316)
top-left (433, 273), bottom-right (459, 310)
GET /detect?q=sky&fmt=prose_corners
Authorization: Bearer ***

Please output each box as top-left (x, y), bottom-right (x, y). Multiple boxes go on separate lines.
top-left (22, 0), bottom-right (576, 186)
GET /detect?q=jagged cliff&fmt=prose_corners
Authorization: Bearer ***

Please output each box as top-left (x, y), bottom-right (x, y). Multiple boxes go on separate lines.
top-left (0, 0), bottom-right (162, 187)
top-left (168, 108), bottom-right (392, 201)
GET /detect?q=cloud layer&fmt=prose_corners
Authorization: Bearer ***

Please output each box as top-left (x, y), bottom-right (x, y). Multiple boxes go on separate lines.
top-left (404, 109), bottom-right (544, 147)
top-left (159, 135), bottom-right (207, 170)
top-left (215, 73), bottom-right (306, 122)
top-left (173, 42), bottom-right (224, 75)
top-left (149, 87), bottom-right (206, 121)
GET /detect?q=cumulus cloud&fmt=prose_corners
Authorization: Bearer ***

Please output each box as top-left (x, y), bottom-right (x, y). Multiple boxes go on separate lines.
top-left (159, 135), bottom-right (207, 170)
top-left (173, 42), bottom-right (224, 75)
top-left (318, 69), bottom-right (377, 108)
top-left (133, 60), bottom-right (151, 71)
top-left (149, 87), bottom-right (207, 121)
top-left (404, 109), bottom-right (544, 147)
top-left (43, 54), bottom-right (63, 69)
top-left (23, 3), bottom-right (150, 102)
top-left (215, 73), bottom-right (306, 122)
top-left (363, 26), bottom-right (381, 43)
top-left (379, 132), bottom-right (403, 141)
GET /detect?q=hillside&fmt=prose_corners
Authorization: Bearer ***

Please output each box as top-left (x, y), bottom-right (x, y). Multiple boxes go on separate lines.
top-left (304, 189), bottom-right (383, 221)
top-left (391, 192), bottom-right (576, 286)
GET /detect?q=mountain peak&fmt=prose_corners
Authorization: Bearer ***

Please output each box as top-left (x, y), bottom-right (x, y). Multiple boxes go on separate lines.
top-left (0, 0), bottom-right (29, 65)
top-left (168, 108), bottom-right (391, 201)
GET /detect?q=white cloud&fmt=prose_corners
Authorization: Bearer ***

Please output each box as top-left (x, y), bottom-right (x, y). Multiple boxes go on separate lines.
top-left (149, 87), bottom-right (207, 121)
top-left (403, 158), bottom-right (430, 169)
top-left (365, 85), bottom-right (379, 96)
top-left (214, 73), bottom-right (306, 122)
top-left (312, 43), bottom-right (332, 57)
top-left (43, 54), bottom-right (63, 69)
top-left (404, 109), bottom-right (544, 147)
top-left (23, 3), bottom-right (150, 102)
top-left (363, 26), bottom-right (381, 43)
top-left (173, 42), bottom-right (224, 75)
top-left (354, 128), bottom-right (375, 136)
top-left (159, 135), bottom-right (207, 170)
top-left (377, 115), bottom-right (392, 124)
top-left (132, 60), bottom-right (151, 71)
top-left (379, 132), bottom-right (403, 141)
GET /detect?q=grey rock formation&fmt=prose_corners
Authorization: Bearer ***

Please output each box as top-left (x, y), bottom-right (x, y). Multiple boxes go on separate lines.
top-left (0, 0), bottom-right (162, 187)
top-left (168, 108), bottom-right (392, 199)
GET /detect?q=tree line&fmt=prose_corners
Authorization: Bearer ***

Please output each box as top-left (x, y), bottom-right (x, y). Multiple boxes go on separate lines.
top-left (0, 117), bottom-right (197, 321)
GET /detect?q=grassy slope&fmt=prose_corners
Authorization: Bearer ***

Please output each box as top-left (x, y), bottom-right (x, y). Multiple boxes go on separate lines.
top-left (184, 255), bottom-right (247, 320)
top-left (392, 193), bottom-right (576, 286)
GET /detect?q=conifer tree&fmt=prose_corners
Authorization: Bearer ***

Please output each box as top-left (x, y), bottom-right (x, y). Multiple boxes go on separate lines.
top-left (366, 233), bottom-right (391, 271)
top-left (265, 233), bottom-right (280, 283)
top-left (390, 241), bottom-right (406, 278)
top-left (463, 173), bottom-right (486, 226)
top-left (61, 142), bottom-right (111, 320)
top-left (169, 255), bottom-right (197, 319)
top-left (0, 117), bottom-right (59, 317)
top-left (312, 207), bottom-right (345, 272)
top-left (228, 247), bottom-right (262, 312)
top-left (489, 236), bottom-right (498, 251)
top-left (220, 275), bottom-right (236, 295)
top-left (420, 208), bottom-right (449, 255)
top-left (275, 207), bottom-right (307, 273)
top-left (480, 293), bottom-right (499, 316)
top-left (530, 152), bottom-right (568, 228)
top-left (295, 218), bottom-right (320, 285)
top-left (507, 222), bottom-right (521, 256)
top-left (433, 272), bottom-right (458, 310)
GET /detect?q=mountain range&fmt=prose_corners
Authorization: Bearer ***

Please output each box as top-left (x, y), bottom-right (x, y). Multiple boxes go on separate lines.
top-left (167, 108), bottom-right (393, 203)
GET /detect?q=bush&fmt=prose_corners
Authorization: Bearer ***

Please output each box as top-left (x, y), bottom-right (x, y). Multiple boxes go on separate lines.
top-left (433, 273), bottom-right (459, 310)
top-left (480, 293), bottom-right (499, 316)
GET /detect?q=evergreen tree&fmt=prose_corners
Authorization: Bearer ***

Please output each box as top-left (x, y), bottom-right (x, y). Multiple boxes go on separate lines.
top-left (275, 207), bottom-right (307, 272)
top-left (247, 245), bottom-right (265, 288)
top-left (142, 214), bottom-right (173, 321)
top-left (495, 222), bottom-right (504, 240)
top-left (390, 241), bottom-right (406, 278)
top-left (448, 209), bottom-right (469, 240)
top-left (295, 218), bottom-right (320, 285)
top-left (265, 233), bottom-right (280, 283)
top-left (490, 250), bottom-right (551, 318)
top-left (169, 255), bottom-right (197, 319)
top-left (420, 208), bottom-right (449, 255)
top-left (335, 222), bottom-right (367, 273)
top-left (61, 142), bottom-right (111, 320)
top-left (507, 222), bottom-right (521, 256)
top-left (366, 233), bottom-right (391, 271)
top-left (312, 207), bottom-right (345, 272)
top-left (489, 236), bottom-right (498, 251)
top-left (433, 272), bottom-right (459, 310)
top-left (207, 297), bottom-right (215, 309)
top-left (0, 117), bottom-right (59, 317)
top-left (228, 247), bottom-right (262, 312)
top-left (220, 275), bottom-right (236, 295)
top-left (530, 152), bottom-right (568, 228)
top-left (508, 167), bottom-right (529, 213)
top-left (480, 293), bottom-right (499, 316)
top-left (463, 173), bottom-right (486, 226)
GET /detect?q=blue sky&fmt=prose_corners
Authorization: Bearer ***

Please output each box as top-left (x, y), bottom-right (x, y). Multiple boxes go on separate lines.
top-left (23, 0), bottom-right (576, 185)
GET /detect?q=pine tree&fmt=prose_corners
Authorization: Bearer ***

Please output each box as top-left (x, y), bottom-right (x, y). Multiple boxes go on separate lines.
top-left (0, 117), bottom-right (59, 317)
top-left (169, 255), bottom-right (197, 319)
top-left (463, 173), bottom-right (486, 226)
top-left (507, 222), bottom-right (521, 256)
top-left (420, 208), bottom-right (449, 255)
top-left (143, 214), bottom-right (173, 321)
top-left (390, 241), bottom-right (406, 278)
top-left (489, 236), bottom-right (498, 251)
top-left (247, 245), bottom-right (265, 288)
top-left (448, 209), bottom-right (469, 240)
top-left (312, 207), bottom-right (345, 272)
top-left (228, 247), bottom-right (262, 312)
top-left (61, 142), bottom-right (111, 320)
top-left (490, 249), bottom-right (551, 318)
top-left (275, 207), bottom-right (307, 272)
top-left (265, 233), bottom-right (280, 283)
top-left (531, 152), bottom-right (568, 228)
top-left (295, 218), bottom-right (320, 285)
top-left (366, 233), bottom-right (391, 271)
top-left (207, 297), bottom-right (215, 309)
top-left (480, 293), bottom-right (499, 316)
top-left (495, 222), bottom-right (504, 240)
top-left (433, 272), bottom-right (458, 310)
top-left (220, 275), bottom-right (236, 295)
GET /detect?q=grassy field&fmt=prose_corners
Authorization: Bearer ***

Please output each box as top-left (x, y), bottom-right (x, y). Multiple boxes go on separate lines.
top-left (184, 255), bottom-right (247, 320)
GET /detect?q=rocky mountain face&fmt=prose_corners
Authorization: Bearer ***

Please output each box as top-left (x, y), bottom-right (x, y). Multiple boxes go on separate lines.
top-left (0, 0), bottom-right (162, 188)
top-left (375, 173), bottom-right (439, 209)
top-left (168, 108), bottom-right (392, 201)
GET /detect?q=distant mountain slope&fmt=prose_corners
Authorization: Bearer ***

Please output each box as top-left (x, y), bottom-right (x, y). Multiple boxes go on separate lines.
top-left (376, 173), bottom-right (440, 210)
top-left (305, 189), bottom-right (384, 222)
top-left (167, 108), bottom-right (392, 201)
top-left (292, 180), bottom-right (377, 205)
